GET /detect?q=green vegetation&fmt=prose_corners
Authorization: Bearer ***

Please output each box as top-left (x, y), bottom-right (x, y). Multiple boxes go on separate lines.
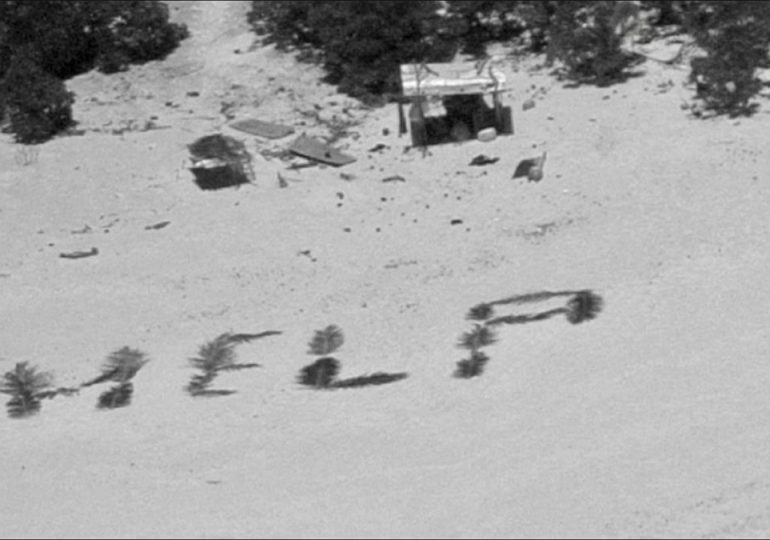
top-left (0, 0), bottom-right (188, 143)
top-left (249, 1), bottom-right (770, 116)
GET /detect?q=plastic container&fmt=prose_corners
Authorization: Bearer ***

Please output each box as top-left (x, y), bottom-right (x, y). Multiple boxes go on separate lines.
top-left (477, 127), bottom-right (497, 142)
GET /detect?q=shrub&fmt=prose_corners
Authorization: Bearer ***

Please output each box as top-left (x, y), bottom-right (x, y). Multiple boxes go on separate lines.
top-left (249, 1), bottom-right (457, 101)
top-left (92, 1), bottom-right (190, 74)
top-left (443, 1), bottom-right (529, 57)
top-left (0, 1), bottom-right (188, 78)
top-left (546, 1), bottom-right (641, 84)
top-left (684, 1), bottom-right (770, 116)
top-left (0, 47), bottom-right (74, 144)
top-left (0, 1), bottom-right (188, 142)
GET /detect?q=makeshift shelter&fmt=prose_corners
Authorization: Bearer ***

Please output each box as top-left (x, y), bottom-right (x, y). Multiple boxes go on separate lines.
top-left (399, 62), bottom-right (513, 147)
top-left (188, 134), bottom-right (254, 190)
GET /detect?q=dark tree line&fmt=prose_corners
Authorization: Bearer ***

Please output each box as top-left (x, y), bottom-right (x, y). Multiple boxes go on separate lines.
top-left (0, 1), bottom-right (188, 143)
top-left (249, 1), bottom-right (770, 115)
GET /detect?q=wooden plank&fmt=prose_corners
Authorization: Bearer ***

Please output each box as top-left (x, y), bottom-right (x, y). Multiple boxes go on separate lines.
top-left (288, 135), bottom-right (356, 167)
top-left (229, 118), bottom-right (295, 139)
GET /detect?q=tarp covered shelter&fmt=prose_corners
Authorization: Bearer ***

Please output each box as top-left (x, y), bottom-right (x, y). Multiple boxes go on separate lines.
top-left (399, 62), bottom-right (513, 146)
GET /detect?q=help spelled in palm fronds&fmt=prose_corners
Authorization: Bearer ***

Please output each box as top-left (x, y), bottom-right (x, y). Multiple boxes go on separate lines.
top-left (186, 331), bottom-right (281, 397)
top-left (298, 325), bottom-right (344, 389)
top-left (484, 289), bottom-right (604, 325)
top-left (298, 325), bottom-right (408, 390)
top-left (82, 347), bottom-right (149, 410)
top-left (1, 362), bottom-right (53, 418)
top-left (454, 324), bottom-right (498, 379)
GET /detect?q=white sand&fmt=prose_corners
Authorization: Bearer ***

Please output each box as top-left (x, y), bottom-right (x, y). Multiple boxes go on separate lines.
top-left (2, 2), bottom-right (770, 538)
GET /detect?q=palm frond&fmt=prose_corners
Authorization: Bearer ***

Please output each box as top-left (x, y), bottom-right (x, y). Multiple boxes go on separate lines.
top-left (454, 352), bottom-right (490, 379)
top-left (217, 363), bottom-right (261, 372)
top-left (82, 347), bottom-right (149, 387)
top-left (186, 371), bottom-right (218, 396)
top-left (466, 303), bottom-right (495, 321)
top-left (223, 330), bottom-right (282, 344)
top-left (488, 290), bottom-right (578, 306)
top-left (1, 362), bottom-right (53, 397)
top-left (486, 308), bottom-right (567, 326)
top-left (2, 362), bottom-right (53, 419)
top-left (307, 325), bottom-right (344, 356)
top-left (189, 335), bottom-right (236, 373)
top-left (297, 357), bottom-right (340, 388)
top-left (97, 383), bottom-right (134, 410)
top-left (457, 324), bottom-right (497, 352)
top-left (565, 290), bottom-right (604, 324)
top-left (331, 372), bottom-right (408, 389)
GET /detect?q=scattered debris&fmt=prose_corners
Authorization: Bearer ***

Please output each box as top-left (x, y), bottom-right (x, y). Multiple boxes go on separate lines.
top-left (59, 247), bottom-right (99, 259)
top-left (277, 172), bottom-right (302, 187)
top-left (477, 127), bottom-right (497, 142)
top-left (287, 161), bottom-right (318, 170)
top-left (297, 250), bottom-right (317, 262)
top-left (144, 221), bottom-right (170, 231)
top-left (469, 155), bottom-right (499, 166)
top-left (368, 143), bottom-right (389, 153)
top-left (71, 225), bottom-right (92, 235)
top-left (288, 135), bottom-right (356, 167)
top-left (513, 152), bottom-right (547, 182)
top-left (340, 172), bottom-right (356, 181)
top-left (229, 118), bottom-right (295, 139)
top-left (450, 219), bottom-right (464, 225)
top-left (382, 175), bottom-right (406, 183)
top-left (186, 91), bottom-right (200, 97)
top-left (522, 99), bottom-right (536, 111)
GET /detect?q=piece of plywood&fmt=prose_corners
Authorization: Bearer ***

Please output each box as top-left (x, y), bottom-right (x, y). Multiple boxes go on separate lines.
top-left (288, 135), bottom-right (356, 167)
top-left (229, 119), bottom-right (295, 139)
